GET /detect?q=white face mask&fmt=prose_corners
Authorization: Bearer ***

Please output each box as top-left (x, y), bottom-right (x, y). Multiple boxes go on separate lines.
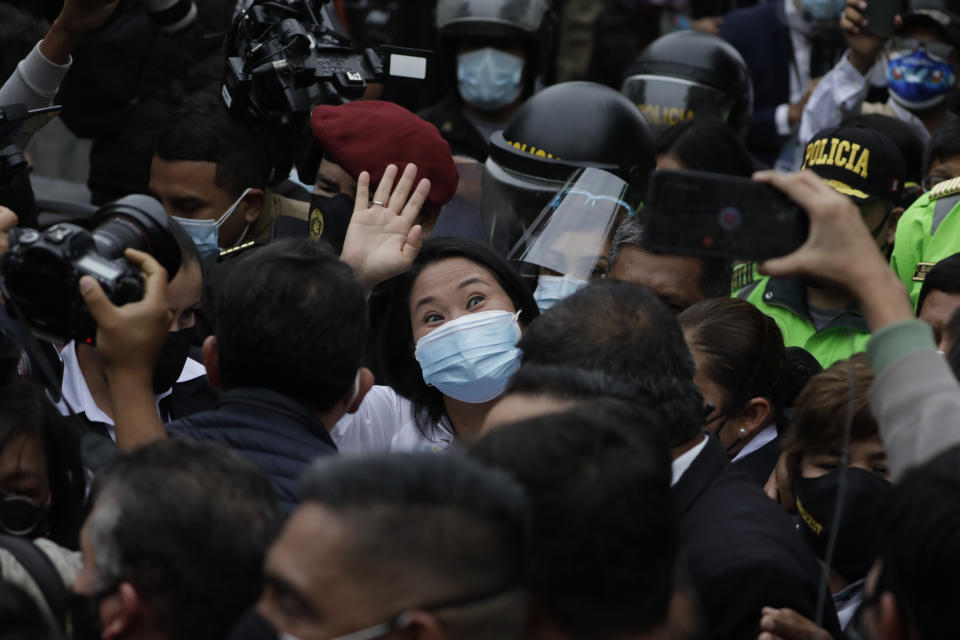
top-left (533, 274), bottom-right (588, 312)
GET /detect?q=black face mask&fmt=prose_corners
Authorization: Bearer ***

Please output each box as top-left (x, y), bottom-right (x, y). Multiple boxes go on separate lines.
top-left (152, 328), bottom-right (194, 395)
top-left (0, 492), bottom-right (47, 538)
top-left (308, 192), bottom-right (355, 254)
top-left (227, 607), bottom-right (281, 640)
top-left (793, 467), bottom-right (892, 584)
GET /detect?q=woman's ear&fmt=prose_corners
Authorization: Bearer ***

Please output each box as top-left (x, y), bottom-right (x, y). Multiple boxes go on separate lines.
top-left (733, 396), bottom-right (773, 439)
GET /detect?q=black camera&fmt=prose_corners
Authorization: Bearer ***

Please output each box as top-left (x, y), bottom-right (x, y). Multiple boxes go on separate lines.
top-left (222, 0), bottom-right (384, 129)
top-left (0, 195), bottom-right (182, 345)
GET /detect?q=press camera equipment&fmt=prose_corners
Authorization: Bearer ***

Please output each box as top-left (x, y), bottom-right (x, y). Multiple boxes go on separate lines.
top-left (0, 195), bottom-right (182, 345)
top-left (0, 104), bottom-right (61, 230)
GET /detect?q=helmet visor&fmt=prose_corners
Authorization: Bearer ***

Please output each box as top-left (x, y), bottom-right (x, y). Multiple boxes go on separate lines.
top-left (620, 75), bottom-right (737, 136)
top-left (509, 168), bottom-right (641, 280)
top-left (481, 158), bottom-right (572, 255)
top-left (436, 0), bottom-right (550, 32)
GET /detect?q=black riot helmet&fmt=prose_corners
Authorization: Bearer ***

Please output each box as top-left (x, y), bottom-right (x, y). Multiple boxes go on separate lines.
top-left (436, 0), bottom-right (556, 90)
top-left (482, 81), bottom-right (655, 255)
top-left (621, 31), bottom-right (753, 138)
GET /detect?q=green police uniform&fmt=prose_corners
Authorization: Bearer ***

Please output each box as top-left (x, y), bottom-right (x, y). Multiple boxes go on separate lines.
top-left (736, 276), bottom-right (871, 368)
top-left (890, 177), bottom-right (960, 308)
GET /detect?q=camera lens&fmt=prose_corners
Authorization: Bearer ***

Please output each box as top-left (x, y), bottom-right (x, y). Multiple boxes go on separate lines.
top-left (92, 195), bottom-right (182, 281)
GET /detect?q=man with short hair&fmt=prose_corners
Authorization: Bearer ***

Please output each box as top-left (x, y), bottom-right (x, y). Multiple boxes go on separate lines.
top-left (915, 252), bottom-right (960, 351)
top-left (519, 280), bottom-right (841, 640)
top-left (254, 453), bottom-right (529, 640)
top-left (606, 214), bottom-right (733, 314)
top-left (73, 438), bottom-right (282, 640)
top-left (150, 97), bottom-right (309, 259)
top-left (471, 401), bottom-right (678, 640)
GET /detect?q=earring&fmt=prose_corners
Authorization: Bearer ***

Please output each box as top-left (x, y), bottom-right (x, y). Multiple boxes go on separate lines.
top-left (738, 427), bottom-right (748, 439)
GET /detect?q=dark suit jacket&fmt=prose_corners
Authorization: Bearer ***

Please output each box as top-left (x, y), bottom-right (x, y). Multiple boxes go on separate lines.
top-left (721, 1), bottom-right (792, 166)
top-left (733, 437), bottom-right (782, 488)
top-left (674, 437), bottom-right (842, 640)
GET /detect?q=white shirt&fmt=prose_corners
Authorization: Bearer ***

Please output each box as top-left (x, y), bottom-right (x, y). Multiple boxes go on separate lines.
top-left (799, 50), bottom-right (930, 146)
top-left (331, 385), bottom-right (454, 454)
top-left (774, 0), bottom-right (814, 136)
top-left (731, 423), bottom-right (778, 463)
top-left (671, 435), bottom-right (709, 486)
top-left (55, 341), bottom-right (206, 440)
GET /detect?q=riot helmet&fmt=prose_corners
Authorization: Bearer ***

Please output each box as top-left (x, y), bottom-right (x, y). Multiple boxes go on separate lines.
top-left (436, 0), bottom-right (556, 95)
top-left (482, 81), bottom-right (655, 255)
top-left (621, 31), bottom-right (753, 138)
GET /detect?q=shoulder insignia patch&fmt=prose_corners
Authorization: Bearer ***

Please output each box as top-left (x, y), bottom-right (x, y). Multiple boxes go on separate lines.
top-left (913, 261), bottom-right (936, 282)
top-left (309, 207), bottom-right (325, 238)
top-left (929, 176), bottom-right (960, 200)
top-left (731, 262), bottom-right (757, 292)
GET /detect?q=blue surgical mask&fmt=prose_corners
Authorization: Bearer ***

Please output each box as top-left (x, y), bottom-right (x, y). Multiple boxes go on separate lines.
top-left (533, 274), bottom-right (588, 312)
top-left (800, 0), bottom-right (844, 22)
top-left (457, 47), bottom-right (524, 111)
top-left (173, 187), bottom-right (252, 260)
top-left (887, 47), bottom-right (957, 110)
top-left (415, 309), bottom-right (522, 404)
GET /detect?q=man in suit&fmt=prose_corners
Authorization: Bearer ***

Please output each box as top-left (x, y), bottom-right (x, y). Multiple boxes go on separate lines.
top-left (518, 280), bottom-right (843, 640)
top-left (721, 0), bottom-right (844, 166)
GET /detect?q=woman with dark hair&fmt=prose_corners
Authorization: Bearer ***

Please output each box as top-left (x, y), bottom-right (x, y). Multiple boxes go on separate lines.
top-left (0, 380), bottom-right (86, 548)
top-left (678, 298), bottom-right (791, 486)
top-left (332, 237), bottom-right (539, 451)
top-left (655, 118), bottom-right (755, 177)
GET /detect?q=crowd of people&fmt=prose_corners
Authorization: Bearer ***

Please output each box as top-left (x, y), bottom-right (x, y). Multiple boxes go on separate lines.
top-left (1, 0), bottom-right (960, 639)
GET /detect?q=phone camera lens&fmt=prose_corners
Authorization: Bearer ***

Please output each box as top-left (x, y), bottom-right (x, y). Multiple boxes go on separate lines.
top-left (718, 207), bottom-right (741, 231)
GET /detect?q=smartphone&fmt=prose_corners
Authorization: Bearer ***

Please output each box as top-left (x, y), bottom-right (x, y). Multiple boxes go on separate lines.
top-left (643, 169), bottom-right (808, 262)
top-left (862, 0), bottom-right (896, 39)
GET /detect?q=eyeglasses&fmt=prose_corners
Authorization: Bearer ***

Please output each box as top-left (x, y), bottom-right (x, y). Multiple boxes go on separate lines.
top-left (922, 174), bottom-right (952, 191)
top-left (888, 37), bottom-right (957, 62)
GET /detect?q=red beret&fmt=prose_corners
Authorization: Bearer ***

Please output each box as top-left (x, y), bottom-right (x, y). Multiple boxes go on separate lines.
top-left (310, 100), bottom-right (458, 207)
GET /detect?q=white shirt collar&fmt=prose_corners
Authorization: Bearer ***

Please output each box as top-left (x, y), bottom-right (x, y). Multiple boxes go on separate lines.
top-left (56, 341), bottom-right (206, 438)
top-left (671, 435), bottom-right (709, 486)
top-left (731, 424), bottom-right (779, 463)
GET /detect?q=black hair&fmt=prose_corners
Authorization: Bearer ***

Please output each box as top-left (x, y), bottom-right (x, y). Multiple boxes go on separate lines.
top-left (842, 113), bottom-right (924, 184)
top-left (89, 439), bottom-right (282, 640)
top-left (518, 279), bottom-right (704, 447)
top-left (923, 118), bottom-right (960, 175)
top-left (152, 93), bottom-right (272, 199)
top-left (378, 237), bottom-right (540, 439)
top-left (679, 298), bottom-right (789, 424)
top-left (917, 252), bottom-right (960, 314)
top-left (946, 305), bottom-right (960, 378)
top-left (506, 363), bottom-right (646, 403)
top-left (872, 444), bottom-right (960, 640)
top-left (470, 401), bottom-right (676, 639)
top-left (300, 453), bottom-right (529, 628)
top-left (0, 5), bottom-right (44, 82)
top-left (0, 380), bottom-right (86, 549)
top-left (655, 118), bottom-right (755, 178)
top-left (216, 237), bottom-right (368, 412)
top-left (609, 214), bottom-right (733, 301)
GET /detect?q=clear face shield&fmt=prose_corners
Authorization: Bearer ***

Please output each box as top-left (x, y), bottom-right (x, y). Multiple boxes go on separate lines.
top-left (620, 75), bottom-right (737, 137)
top-left (436, 0), bottom-right (551, 31)
top-left (506, 168), bottom-right (641, 310)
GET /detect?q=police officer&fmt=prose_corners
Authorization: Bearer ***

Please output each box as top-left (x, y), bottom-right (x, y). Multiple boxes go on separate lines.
top-left (738, 124), bottom-right (907, 367)
top-left (418, 0), bottom-right (556, 161)
top-left (620, 30), bottom-right (754, 139)
top-left (481, 80), bottom-right (656, 256)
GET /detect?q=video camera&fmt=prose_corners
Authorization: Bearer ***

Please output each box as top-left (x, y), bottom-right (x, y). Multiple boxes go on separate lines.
top-left (222, 0), bottom-right (385, 129)
top-left (0, 195), bottom-right (182, 345)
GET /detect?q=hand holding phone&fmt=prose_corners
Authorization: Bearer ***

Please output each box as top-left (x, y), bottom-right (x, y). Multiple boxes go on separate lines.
top-left (643, 169), bottom-right (809, 262)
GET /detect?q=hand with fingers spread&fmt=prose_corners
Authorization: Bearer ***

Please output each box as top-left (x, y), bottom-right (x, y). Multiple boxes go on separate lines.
top-left (341, 163), bottom-right (431, 290)
top-left (758, 607), bottom-right (833, 640)
top-left (754, 170), bottom-right (914, 332)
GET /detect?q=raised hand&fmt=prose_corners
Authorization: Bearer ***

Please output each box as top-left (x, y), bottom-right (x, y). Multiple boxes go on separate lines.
top-left (841, 0), bottom-right (899, 75)
top-left (758, 607), bottom-right (833, 640)
top-left (340, 163), bottom-right (431, 290)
